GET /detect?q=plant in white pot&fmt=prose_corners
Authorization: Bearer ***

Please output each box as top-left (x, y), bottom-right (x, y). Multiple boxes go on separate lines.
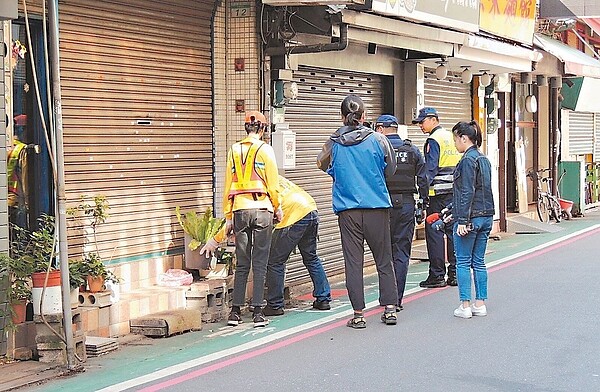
top-left (175, 207), bottom-right (225, 271)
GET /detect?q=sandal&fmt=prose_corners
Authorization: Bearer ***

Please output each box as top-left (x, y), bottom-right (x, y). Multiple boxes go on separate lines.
top-left (346, 315), bottom-right (366, 329)
top-left (381, 309), bottom-right (397, 325)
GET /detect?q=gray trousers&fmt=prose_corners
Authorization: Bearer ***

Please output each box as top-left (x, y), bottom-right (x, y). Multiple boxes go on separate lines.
top-left (232, 209), bottom-right (274, 307)
top-left (338, 208), bottom-right (398, 311)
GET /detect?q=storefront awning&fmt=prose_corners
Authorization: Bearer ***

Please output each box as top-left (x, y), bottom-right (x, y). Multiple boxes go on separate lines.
top-left (534, 33), bottom-right (600, 78)
top-left (560, 76), bottom-right (600, 112)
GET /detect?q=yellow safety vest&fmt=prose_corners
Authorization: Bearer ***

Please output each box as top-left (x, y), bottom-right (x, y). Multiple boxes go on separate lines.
top-left (428, 127), bottom-right (461, 196)
top-left (227, 138), bottom-right (269, 199)
top-left (7, 141), bottom-right (26, 195)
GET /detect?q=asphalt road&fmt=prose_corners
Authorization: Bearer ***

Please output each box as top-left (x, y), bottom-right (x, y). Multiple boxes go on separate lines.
top-left (131, 222), bottom-right (600, 391)
top-left (30, 212), bottom-right (600, 392)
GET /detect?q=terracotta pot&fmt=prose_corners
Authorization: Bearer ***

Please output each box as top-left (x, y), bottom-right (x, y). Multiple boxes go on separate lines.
top-left (87, 275), bottom-right (105, 293)
top-left (31, 270), bottom-right (61, 288)
top-left (11, 300), bottom-right (27, 324)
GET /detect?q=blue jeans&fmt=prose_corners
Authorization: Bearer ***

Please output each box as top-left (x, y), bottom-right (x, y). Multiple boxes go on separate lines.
top-left (266, 211), bottom-right (331, 309)
top-left (453, 216), bottom-right (493, 302)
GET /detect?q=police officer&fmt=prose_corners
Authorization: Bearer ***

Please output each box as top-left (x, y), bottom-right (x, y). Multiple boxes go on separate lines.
top-left (413, 107), bottom-right (461, 288)
top-left (375, 114), bottom-right (428, 310)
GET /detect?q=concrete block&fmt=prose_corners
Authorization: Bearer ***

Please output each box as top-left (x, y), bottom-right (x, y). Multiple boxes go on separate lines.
top-left (130, 309), bottom-right (202, 337)
top-left (12, 347), bottom-right (33, 360)
top-left (79, 291), bottom-right (112, 308)
top-left (74, 334), bottom-right (87, 363)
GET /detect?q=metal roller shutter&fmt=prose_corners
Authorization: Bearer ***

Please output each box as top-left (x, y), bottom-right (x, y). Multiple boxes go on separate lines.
top-left (58, 0), bottom-right (214, 263)
top-left (407, 68), bottom-right (472, 152)
top-left (595, 114), bottom-right (600, 162)
top-left (568, 111), bottom-right (594, 156)
top-left (284, 66), bottom-right (384, 285)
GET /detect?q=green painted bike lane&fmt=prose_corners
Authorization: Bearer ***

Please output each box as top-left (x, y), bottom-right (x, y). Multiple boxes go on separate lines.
top-left (36, 212), bottom-right (600, 392)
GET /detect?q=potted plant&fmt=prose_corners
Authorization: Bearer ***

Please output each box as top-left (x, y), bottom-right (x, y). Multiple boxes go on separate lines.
top-left (175, 206), bottom-right (225, 271)
top-left (0, 252), bottom-right (32, 325)
top-left (10, 215), bottom-right (62, 315)
top-left (67, 195), bottom-right (119, 293)
top-left (68, 259), bottom-right (86, 308)
top-left (79, 252), bottom-right (119, 293)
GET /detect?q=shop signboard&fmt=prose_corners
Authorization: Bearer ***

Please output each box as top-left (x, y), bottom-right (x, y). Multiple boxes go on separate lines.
top-left (370, 0), bottom-right (480, 33)
top-left (480, 0), bottom-right (536, 44)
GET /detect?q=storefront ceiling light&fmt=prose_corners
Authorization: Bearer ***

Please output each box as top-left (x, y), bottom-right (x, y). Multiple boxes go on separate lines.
top-left (461, 67), bottom-right (472, 84)
top-left (435, 59), bottom-right (448, 80)
top-left (480, 72), bottom-right (491, 87)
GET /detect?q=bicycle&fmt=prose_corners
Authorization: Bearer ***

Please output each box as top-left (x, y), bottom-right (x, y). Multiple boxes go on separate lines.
top-left (526, 168), bottom-right (562, 223)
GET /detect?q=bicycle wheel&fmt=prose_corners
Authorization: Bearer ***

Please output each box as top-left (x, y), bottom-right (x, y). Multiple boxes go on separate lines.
top-left (549, 197), bottom-right (562, 223)
top-left (536, 196), bottom-right (550, 223)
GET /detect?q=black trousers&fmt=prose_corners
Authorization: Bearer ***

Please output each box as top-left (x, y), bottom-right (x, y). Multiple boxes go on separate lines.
top-left (425, 194), bottom-right (456, 279)
top-left (338, 208), bottom-right (397, 311)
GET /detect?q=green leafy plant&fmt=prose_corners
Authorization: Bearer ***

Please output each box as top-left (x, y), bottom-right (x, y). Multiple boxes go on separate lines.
top-left (10, 214), bottom-right (56, 273)
top-left (175, 207), bottom-right (225, 251)
top-left (67, 194), bottom-right (110, 255)
top-left (79, 253), bottom-right (119, 284)
top-left (0, 252), bottom-right (32, 303)
top-left (68, 259), bottom-right (87, 290)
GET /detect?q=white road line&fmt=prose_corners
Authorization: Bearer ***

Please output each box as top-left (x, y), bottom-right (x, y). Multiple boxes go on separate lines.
top-left (98, 224), bottom-right (600, 392)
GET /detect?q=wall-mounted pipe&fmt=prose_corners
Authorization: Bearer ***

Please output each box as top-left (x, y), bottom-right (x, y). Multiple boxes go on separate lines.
top-left (265, 23), bottom-right (348, 56)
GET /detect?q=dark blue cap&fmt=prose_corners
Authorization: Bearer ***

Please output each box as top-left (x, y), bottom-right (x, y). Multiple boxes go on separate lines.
top-left (412, 107), bottom-right (438, 124)
top-left (375, 114), bottom-right (399, 127)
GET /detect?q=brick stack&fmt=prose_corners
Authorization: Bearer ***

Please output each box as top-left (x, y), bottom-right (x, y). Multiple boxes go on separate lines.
top-left (185, 277), bottom-right (233, 323)
top-left (34, 310), bottom-right (86, 364)
top-left (79, 291), bottom-right (112, 338)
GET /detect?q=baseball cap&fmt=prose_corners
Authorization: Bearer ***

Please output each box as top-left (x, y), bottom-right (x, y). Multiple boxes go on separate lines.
top-left (245, 111), bottom-right (267, 124)
top-left (412, 107), bottom-right (438, 124)
top-left (375, 114), bottom-right (399, 128)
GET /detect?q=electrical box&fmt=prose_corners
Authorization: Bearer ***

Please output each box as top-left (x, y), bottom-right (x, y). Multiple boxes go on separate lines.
top-left (402, 62), bottom-right (424, 124)
top-left (271, 123), bottom-right (296, 169)
top-left (558, 160), bottom-right (585, 215)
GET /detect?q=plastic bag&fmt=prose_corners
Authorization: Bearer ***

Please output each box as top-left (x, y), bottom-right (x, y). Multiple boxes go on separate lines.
top-left (158, 269), bottom-right (193, 287)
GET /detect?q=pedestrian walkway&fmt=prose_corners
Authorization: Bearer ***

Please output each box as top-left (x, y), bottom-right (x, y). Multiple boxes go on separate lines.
top-left (5, 209), bottom-right (599, 392)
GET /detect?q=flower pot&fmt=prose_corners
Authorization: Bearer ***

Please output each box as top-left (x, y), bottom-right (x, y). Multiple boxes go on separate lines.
top-left (184, 234), bottom-right (212, 271)
top-left (11, 300), bottom-right (27, 324)
top-left (87, 275), bottom-right (105, 293)
top-left (31, 270), bottom-right (61, 288)
top-left (70, 287), bottom-right (80, 309)
top-left (31, 270), bottom-right (63, 315)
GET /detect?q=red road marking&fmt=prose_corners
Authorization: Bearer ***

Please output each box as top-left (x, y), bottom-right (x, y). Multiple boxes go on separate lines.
top-left (139, 226), bottom-right (600, 391)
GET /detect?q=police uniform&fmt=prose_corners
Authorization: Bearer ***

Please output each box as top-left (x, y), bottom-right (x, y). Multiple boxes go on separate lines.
top-left (423, 124), bottom-right (461, 285)
top-left (377, 115), bottom-right (428, 307)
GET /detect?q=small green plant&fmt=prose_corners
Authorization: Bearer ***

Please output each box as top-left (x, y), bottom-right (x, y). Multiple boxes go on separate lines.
top-left (68, 259), bottom-right (87, 290)
top-left (10, 214), bottom-right (56, 273)
top-left (0, 252), bottom-right (32, 303)
top-left (175, 207), bottom-right (225, 251)
top-left (67, 195), bottom-right (110, 255)
top-left (79, 253), bottom-right (119, 284)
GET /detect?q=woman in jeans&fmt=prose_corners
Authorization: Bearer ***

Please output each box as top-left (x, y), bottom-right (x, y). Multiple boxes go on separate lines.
top-left (450, 121), bottom-right (495, 319)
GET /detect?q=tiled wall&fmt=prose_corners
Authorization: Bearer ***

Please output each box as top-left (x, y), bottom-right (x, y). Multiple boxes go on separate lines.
top-left (213, 0), bottom-right (261, 217)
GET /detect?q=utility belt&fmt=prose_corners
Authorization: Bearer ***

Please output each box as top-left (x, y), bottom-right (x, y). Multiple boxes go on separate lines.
top-left (390, 193), bottom-right (415, 208)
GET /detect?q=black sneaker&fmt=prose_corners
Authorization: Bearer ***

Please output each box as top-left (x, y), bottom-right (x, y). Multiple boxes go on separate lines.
top-left (227, 311), bottom-right (243, 326)
top-left (312, 300), bottom-right (331, 310)
top-left (446, 277), bottom-right (458, 286)
top-left (381, 308), bottom-right (397, 325)
top-left (253, 313), bottom-right (269, 328)
top-left (419, 276), bottom-right (447, 288)
top-left (396, 304), bottom-right (404, 312)
top-left (263, 305), bottom-right (284, 317)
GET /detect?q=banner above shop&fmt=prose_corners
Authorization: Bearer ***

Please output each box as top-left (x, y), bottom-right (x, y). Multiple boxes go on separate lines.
top-left (479, 0), bottom-right (536, 45)
top-left (370, 0), bottom-right (480, 33)
top-left (561, 77), bottom-right (600, 112)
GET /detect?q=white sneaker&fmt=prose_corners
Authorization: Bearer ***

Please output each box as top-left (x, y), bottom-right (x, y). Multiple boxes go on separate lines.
top-left (472, 304), bottom-right (487, 316)
top-left (454, 304), bottom-right (472, 319)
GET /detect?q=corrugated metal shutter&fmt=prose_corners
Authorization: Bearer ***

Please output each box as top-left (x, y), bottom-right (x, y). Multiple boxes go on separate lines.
top-left (58, 0), bottom-right (214, 262)
top-left (567, 111), bottom-right (594, 156)
top-left (284, 66), bottom-right (384, 285)
top-left (407, 68), bottom-right (472, 152)
top-left (595, 114), bottom-right (600, 161)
